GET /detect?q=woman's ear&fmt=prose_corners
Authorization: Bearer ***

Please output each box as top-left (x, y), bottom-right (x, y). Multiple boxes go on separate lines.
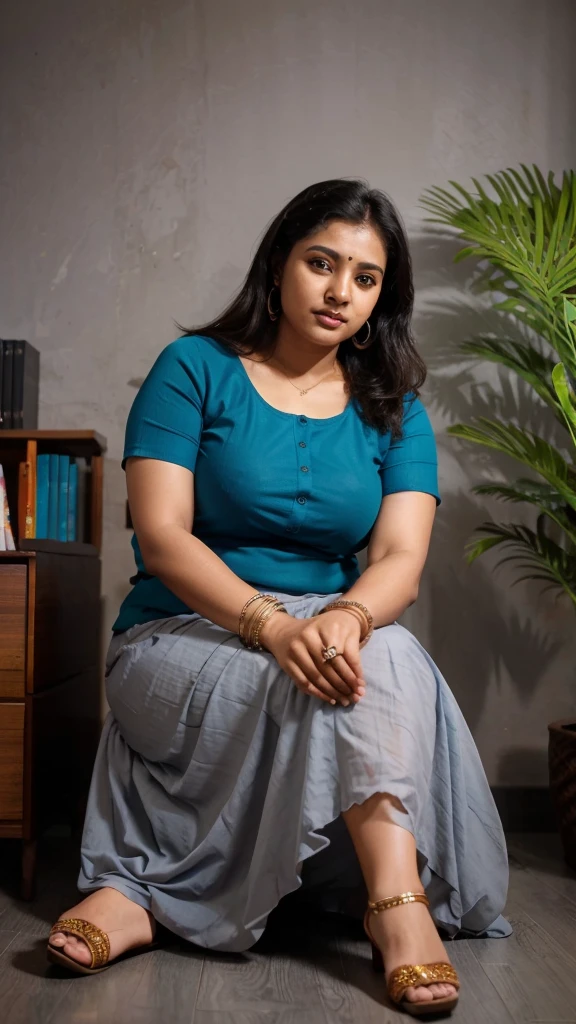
top-left (271, 253), bottom-right (284, 288)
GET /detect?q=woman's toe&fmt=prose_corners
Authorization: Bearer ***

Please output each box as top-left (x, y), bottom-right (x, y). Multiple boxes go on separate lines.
top-left (429, 982), bottom-right (457, 999)
top-left (50, 932), bottom-right (92, 965)
top-left (404, 982), bottom-right (457, 1003)
top-left (405, 986), bottom-right (434, 1003)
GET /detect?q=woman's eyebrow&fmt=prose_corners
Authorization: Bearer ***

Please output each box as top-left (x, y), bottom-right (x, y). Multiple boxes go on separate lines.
top-left (304, 244), bottom-right (384, 275)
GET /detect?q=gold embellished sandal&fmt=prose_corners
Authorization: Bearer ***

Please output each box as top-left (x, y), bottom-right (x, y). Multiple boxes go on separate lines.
top-left (363, 891), bottom-right (460, 1018)
top-left (47, 917), bottom-right (163, 975)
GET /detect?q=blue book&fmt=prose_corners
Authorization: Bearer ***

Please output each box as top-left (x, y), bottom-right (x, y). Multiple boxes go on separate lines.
top-left (47, 454), bottom-right (59, 539)
top-left (67, 461), bottom-right (78, 541)
top-left (35, 454), bottom-right (50, 538)
top-left (57, 455), bottom-right (70, 541)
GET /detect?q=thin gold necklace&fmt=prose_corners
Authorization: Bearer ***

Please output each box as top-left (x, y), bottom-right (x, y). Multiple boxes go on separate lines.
top-left (271, 359), bottom-right (342, 397)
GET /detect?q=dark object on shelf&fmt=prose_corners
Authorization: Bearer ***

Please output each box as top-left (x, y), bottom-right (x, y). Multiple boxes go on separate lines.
top-left (0, 339), bottom-right (40, 430)
top-left (0, 340), bottom-right (15, 428)
top-left (0, 429), bottom-right (106, 899)
top-left (548, 719), bottom-right (576, 871)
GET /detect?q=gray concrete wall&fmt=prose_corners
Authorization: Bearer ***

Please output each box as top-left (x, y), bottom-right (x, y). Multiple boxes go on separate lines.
top-left (1, 0), bottom-right (575, 785)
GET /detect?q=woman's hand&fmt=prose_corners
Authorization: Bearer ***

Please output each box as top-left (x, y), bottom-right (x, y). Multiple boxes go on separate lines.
top-left (258, 609), bottom-right (367, 706)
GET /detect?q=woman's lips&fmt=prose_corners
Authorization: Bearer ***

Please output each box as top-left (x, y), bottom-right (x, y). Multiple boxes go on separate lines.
top-left (314, 312), bottom-right (346, 328)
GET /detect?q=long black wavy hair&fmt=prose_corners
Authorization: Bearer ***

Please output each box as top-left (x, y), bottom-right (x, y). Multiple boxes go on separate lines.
top-left (174, 178), bottom-right (426, 437)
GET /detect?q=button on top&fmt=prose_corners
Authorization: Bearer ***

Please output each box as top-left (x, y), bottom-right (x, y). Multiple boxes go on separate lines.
top-left (299, 441), bottom-right (307, 448)
top-left (299, 416), bottom-right (307, 424)
top-left (297, 496), bottom-right (307, 504)
top-left (300, 466), bottom-right (309, 472)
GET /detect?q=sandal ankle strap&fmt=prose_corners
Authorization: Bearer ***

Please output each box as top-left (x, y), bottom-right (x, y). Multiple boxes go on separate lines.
top-left (367, 891), bottom-right (429, 914)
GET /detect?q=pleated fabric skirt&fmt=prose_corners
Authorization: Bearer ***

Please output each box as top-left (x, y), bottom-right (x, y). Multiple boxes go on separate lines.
top-left (78, 589), bottom-right (512, 952)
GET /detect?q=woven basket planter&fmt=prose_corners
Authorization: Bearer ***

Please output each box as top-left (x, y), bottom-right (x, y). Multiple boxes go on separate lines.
top-left (548, 720), bottom-right (576, 871)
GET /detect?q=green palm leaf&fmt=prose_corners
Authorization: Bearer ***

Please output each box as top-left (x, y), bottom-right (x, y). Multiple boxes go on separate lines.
top-left (421, 166), bottom-right (576, 375)
top-left (419, 167), bottom-right (576, 609)
top-left (552, 363), bottom-right (576, 447)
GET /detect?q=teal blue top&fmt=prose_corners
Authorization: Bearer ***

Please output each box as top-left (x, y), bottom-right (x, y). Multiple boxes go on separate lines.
top-left (113, 334), bottom-right (441, 632)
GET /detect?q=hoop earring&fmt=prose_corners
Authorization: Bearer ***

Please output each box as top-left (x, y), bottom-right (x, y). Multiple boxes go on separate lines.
top-left (352, 320), bottom-right (372, 349)
top-left (267, 285), bottom-right (282, 321)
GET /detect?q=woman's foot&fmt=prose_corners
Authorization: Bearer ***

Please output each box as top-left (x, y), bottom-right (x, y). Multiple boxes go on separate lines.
top-left (49, 888), bottom-right (155, 967)
top-left (367, 897), bottom-right (458, 1006)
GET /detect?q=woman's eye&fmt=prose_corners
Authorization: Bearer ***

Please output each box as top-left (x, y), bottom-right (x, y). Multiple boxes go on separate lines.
top-left (308, 259), bottom-right (375, 286)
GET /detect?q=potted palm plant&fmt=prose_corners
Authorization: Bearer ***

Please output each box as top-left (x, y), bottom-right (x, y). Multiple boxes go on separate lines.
top-left (420, 166), bottom-right (576, 868)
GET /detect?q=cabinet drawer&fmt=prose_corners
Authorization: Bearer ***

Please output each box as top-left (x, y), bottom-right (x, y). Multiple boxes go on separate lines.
top-left (0, 702), bottom-right (24, 821)
top-left (0, 565), bottom-right (27, 698)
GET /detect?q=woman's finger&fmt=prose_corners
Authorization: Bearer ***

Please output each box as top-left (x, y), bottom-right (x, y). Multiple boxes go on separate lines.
top-left (341, 640), bottom-right (366, 688)
top-left (290, 644), bottom-right (353, 704)
top-left (288, 663), bottom-right (339, 704)
top-left (317, 648), bottom-right (364, 693)
top-left (311, 652), bottom-right (362, 696)
top-left (313, 628), bottom-right (366, 693)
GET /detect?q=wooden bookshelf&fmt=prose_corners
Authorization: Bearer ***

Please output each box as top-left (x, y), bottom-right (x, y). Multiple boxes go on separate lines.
top-left (0, 429), bottom-right (106, 453)
top-left (0, 428), bottom-right (106, 552)
top-left (0, 430), bottom-right (106, 898)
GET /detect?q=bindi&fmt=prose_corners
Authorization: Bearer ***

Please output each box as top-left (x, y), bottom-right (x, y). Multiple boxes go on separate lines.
top-left (348, 256), bottom-right (353, 261)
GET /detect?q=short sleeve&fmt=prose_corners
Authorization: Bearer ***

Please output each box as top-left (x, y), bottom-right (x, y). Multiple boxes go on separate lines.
top-left (122, 337), bottom-right (206, 472)
top-left (379, 394), bottom-right (441, 506)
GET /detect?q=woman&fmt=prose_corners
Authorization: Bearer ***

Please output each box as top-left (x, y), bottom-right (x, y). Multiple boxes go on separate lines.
top-left (48, 179), bottom-right (511, 1016)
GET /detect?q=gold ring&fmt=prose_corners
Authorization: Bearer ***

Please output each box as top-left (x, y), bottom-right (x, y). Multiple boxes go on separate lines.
top-left (321, 645), bottom-right (343, 662)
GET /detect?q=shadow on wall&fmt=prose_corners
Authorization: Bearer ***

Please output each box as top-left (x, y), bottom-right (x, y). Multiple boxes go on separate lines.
top-left (403, 229), bottom-right (571, 739)
top-left (423, 499), bottom-right (563, 730)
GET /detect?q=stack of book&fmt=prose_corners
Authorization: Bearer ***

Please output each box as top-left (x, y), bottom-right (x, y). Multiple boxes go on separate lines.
top-left (0, 440), bottom-right (90, 549)
top-left (0, 339), bottom-right (40, 429)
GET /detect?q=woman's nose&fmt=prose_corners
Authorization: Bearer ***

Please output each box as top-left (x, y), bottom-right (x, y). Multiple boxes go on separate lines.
top-left (326, 273), bottom-right (351, 304)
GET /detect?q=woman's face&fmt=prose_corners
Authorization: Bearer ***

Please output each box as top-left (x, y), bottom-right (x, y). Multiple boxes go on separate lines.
top-left (275, 218), bottom-right (387, 346)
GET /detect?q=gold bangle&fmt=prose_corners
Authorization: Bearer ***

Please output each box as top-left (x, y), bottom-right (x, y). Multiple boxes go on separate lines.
top-left (331, 605), bottom-right (367, 632)
top-left (248, 597), bottom-right (285, 637)
top-left (320, 600), bottom-right (374, 647)
top-left (240, 595), bottom-right (285, 649)
top-left (245, 601), bottom-right (286, 650)
top-left (321, 599), bottom-right (373, 633)
top-left (246, 599), bottom-right (281, 647)
top-left (239, 593), bottom-right (277, 643)
top-left (250, 603), bottom-right (288, 651)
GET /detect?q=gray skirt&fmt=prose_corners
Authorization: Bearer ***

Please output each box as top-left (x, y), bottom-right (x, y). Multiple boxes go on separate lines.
top-left (78, 589), bottom-right (512, 952)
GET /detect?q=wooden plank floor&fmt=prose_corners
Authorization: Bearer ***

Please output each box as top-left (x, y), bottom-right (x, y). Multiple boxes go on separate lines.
top-left (0, 831), bottom-right (575, 1023)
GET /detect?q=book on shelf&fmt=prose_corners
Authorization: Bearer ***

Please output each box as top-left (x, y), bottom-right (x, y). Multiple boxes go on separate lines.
top-left (0, 463), bottom-right (16, 550)
top-left (35, 453), bottom-right (49, 538)
top-left (57, 454), bottom-right (70, 541)
top-left (0, 339), bottom-right (40, 430)
top-left (47, 452), bottom-right (59, 538)
top-left (68, 460), bottom-right (78, 543)
top-left (0, 439), bottom-right (90, 546)
top-left (17, 438), bottom-right (36, 538)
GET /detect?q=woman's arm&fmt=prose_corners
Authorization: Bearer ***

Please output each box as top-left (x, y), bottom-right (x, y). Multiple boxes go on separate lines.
top-left (254, 489), bottom-right (439, 706)
top-left (336, 490), bottom-right (437, 626)
top-left (127, 456), bottom-right (361, 704)
top-left (126, 456), bottom-right (264, 634)
top-left (260, 489), bottom-right (437, 653)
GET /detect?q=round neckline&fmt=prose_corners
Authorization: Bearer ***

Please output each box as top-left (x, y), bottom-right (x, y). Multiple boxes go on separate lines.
top-left (234, 350), bottom-right (353, 423)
